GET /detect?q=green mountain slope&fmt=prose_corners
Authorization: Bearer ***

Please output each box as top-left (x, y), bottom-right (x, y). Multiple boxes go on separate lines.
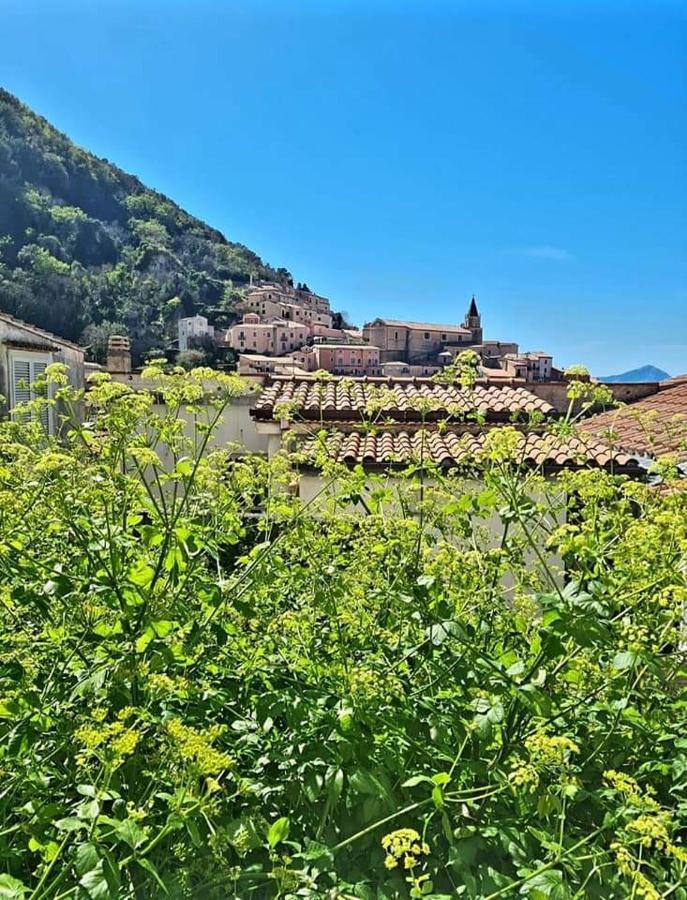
top-left (0, 88), bottom-right (290, 361)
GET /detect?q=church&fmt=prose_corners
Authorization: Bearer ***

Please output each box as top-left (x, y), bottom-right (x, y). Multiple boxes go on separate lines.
top-left (361, 297), bottom-right (516, 366)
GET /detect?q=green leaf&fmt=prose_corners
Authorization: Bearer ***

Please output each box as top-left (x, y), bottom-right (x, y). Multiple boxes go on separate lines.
top-left (136, 858), bottom-right (169, 894)
top-left (402, 775), bottom-right (434, 788)
top-left (114, 817), bottom-right (147, 849)
top-left (432, 772), bottom-right (451, 786)
top-left (174, 458), bottom-right (193, 477)
top-left (55, 816), bottom-right (86, 832)
top-left (432, 785), bottom-right (445, 808)
top-left (267, 816), bottom-right (290, 848)
top-left (75, 842), bottom-right (100, 878)
top-left (79, 861), bottom-right (114, 900)
top-left (613, 651), bottom-right (638, 671)
top-left (520, 868), bottom-right (567, 898)
top-left (0, 875), bottom-right (28, 899)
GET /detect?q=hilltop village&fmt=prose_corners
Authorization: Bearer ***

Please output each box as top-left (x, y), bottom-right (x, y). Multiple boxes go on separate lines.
top-left (175, 281), bottom-right (556, 383)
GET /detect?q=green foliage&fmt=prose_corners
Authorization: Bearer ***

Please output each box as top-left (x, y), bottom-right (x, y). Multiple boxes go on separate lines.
top-left (0, 368), bottom-right (686, 898)
top-left (0, 88), bottom-right (286, 359)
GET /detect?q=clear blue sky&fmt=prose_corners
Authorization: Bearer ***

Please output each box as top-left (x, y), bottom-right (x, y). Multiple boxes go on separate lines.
top-left (1, 0), bottom-right (685, 375)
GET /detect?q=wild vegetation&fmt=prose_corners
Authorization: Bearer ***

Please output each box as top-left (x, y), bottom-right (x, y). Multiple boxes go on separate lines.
top-left (0, 89), bottom-right (290, 361)
top-left (0, 365), bottom-right (686, 898)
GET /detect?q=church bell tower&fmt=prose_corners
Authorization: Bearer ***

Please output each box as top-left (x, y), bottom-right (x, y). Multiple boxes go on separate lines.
top-left (464, 295), bottom-right (482, 344)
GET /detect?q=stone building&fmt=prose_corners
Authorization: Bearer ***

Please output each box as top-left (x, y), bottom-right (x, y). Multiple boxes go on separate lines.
top-left (503, 351), bottom-right (554, 382)
top-left (362, 297), bottom-right (484, 364)
top-left (242, 284), bottom-right (332, 327)
top-left (178, 315), bottom-right (214, 351)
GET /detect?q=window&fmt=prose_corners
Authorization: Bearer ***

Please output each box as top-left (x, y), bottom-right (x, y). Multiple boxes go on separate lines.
top-left (239, 331), bottom-right (245, 341)
top-left (424, 332), bottom-right (430, 339)
top-left (441, 333), bottom-right (447, 341)
top-left (10, 353), bottom-right (53, 434)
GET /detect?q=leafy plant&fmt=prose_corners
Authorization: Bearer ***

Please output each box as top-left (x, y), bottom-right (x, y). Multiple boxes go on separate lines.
top-left (0, 365), bottom-right (685, 897)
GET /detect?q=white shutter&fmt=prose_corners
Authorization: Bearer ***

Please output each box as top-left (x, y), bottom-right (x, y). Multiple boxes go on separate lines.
top-left (31, 361), bottom-right (50, 433)
top-left (10, 357), bottom-right (53, 434)
top-left (11, 359), bottom-right (31, 409)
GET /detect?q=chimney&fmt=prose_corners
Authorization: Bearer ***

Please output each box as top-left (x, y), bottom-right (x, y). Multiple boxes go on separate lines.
top-left (106, 335), bottom-right (132, 374)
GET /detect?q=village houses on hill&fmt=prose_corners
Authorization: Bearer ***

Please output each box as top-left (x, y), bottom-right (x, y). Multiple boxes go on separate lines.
top-left (176, 282), bottom-right (558, 383)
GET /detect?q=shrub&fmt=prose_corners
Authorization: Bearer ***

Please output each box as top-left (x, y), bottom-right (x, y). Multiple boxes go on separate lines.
top-left (0, 366), bottom-right (685, 898)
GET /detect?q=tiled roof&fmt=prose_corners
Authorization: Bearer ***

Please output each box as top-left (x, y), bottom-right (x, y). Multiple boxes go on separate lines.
top-left (252, 377), bottom-right (554, 422)
top-left (0, 311), bottom-right (83, 352)
top-left (366, 318), bottom-right (472, 333)
top-left (300, 429), bottom-right (645, 474)
top-left (577, 380), bottom-right (687, 462)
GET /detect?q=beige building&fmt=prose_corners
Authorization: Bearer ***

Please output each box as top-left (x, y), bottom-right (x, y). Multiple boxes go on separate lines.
top-left (363, 297), bottom-right (484, 364)
top-left (503, 351), bottom-right (553, 382)
top-left (292, 343), bottom-right (381, 376)
top-left (237, 354), bottom-right (308, 377)
top-left (243, 284), bottom-right (332, 326)
top-left (0, 312), bottom-right (85, 434)
top-left (363, 318), bottom-right (474, 364)
top-left (381, 361), bottom-right (441, 378)
top-left (241, 295), bottom-right (332, 330)
top-left (178, 315), bottom-right (214, 351)
top-left (220, 314), bottom-right (310, 355)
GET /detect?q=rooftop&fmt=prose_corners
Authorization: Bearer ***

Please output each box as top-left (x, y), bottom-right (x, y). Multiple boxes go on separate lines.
top-left (251, 376), bottom-right (554, 422)
top-left (366, 318), bottom-right (472, 334)
top-left (578, 377), bottom-right (687, 462)
top-left (300, 429), bottom-right (644, 474)
top-left (0, 311), bottom-right (84, 353)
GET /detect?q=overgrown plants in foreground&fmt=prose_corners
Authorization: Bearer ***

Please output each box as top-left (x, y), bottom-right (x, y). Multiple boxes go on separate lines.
top-left (0, 364), bottom-right (686, 898)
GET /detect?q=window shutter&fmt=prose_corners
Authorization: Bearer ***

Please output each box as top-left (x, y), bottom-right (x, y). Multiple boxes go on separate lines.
top-left (11, 358), bottom-right (52, 434)
top-left (11, 359), bottom-right (32, 409)
top-left (31, 361), bottom-right (50, 432)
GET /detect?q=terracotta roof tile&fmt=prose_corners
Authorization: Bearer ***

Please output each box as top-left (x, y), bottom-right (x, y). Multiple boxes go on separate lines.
top-left (252, 376), bottom-right (554, 422)
top-left (300, 429), bottom-right (644, 474)
top-left (578, 381), bottom-right (687, 462)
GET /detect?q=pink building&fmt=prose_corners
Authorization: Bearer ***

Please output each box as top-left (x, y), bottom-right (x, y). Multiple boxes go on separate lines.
top-left (221, 314), bottom-right (310, 355)
top-left (310, 324), bottom-right (352, 341)
top-left (293, 343), bottom-right (382, 376)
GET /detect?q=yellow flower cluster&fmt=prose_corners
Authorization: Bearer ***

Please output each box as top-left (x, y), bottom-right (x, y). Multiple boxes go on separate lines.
top-left (525, 731), bottom-right (579, 767)
top-left (35, 452), bottom-right (73, 474)
top-left (346, 665), bottom-right (404, 707)
top-left (381, 828), bottom-right (430, 871)
top-left (510, 760), bottom-right (540, 793)
top-left (611, 844), bottom-right (661, 900)
top-left (75, 712), bottom-right (141, 766)
top-left (628, 813), bottom-right (672, 849)
top-left (166, 719), bottom-right (234, 775)
top-left (627, 815), bottom-right (687, 865)
top-left (618, 618), bottom-right (650, 653)
top-left (511, 731), bottom-right (579, 794)
top-left (129, 446), bottom-right (162, 468)
top-left (604, 770), bottom-right (660, 812)
top-left (607, 772), bottom-right (687, 895)
top-left (482, 427), bottom-right (520, 464)
top-left (148, 672), bottom-right (189, 696)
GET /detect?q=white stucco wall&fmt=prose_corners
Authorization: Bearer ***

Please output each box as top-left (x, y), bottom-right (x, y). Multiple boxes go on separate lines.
top-left (0, 317), bottom-right (85, 421)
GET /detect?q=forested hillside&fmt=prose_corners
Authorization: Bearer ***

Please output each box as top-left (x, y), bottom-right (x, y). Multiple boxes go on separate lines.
top-left (0, 89), bottom-right (289, 361)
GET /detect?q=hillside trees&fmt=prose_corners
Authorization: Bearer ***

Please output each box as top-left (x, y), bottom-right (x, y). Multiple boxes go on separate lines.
top-left (0, 88), bottom-right (287, 360)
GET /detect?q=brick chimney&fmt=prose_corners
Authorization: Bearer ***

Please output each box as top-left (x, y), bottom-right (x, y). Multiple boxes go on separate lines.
top-left (106, 335), bottom-right (131, 374)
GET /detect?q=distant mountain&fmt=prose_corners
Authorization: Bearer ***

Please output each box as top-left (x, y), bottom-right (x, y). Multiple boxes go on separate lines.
top-left (598, 365), bottom-right (670, 384)
top-left (0, 88), bottom-right (293, 362)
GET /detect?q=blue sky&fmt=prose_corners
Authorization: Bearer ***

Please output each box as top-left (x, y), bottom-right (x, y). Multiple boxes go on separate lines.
top-left (1, 0), bottom-right (685, 375)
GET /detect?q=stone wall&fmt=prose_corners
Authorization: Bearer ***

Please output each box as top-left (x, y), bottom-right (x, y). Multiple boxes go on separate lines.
top-left (527, 380), bottom-right (660, 413)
